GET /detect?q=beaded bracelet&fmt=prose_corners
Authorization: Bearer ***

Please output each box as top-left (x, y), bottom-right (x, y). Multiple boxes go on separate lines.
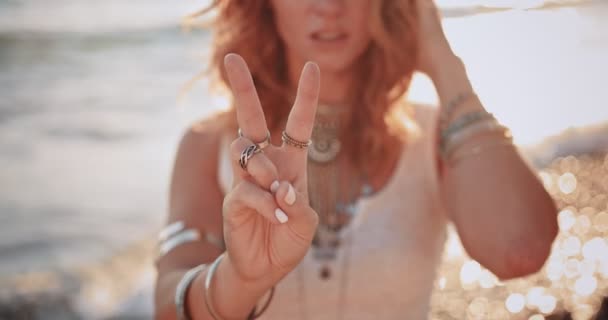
top-left (442, 119), bottom-right (511, 160)
top-left (439, 91), bottom-right (478, 129)
top-left (440, 110), bottom-right (495, 143)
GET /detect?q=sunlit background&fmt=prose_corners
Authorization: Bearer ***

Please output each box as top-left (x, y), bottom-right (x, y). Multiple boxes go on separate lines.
top-left (0, 0), bottom-right (607, 319)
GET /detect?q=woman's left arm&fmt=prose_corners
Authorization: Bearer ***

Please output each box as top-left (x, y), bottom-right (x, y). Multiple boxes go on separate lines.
top-left (415, 0), bottom-right (558, 280)
top-left (432, 55), bottom-right (558, 280)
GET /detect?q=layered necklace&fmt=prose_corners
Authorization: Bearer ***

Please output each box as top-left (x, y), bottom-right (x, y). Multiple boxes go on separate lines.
top-left (297, 104), bottom-right (375, 320)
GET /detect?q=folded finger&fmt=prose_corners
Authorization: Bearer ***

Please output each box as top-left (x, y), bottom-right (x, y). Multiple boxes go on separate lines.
top-left (224, 180), bottom-right (287, 225)
top-left (274, 181), bottom-right (318, 243)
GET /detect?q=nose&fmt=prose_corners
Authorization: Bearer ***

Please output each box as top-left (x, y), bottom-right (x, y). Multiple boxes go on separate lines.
top-left (311, 0), bottom-right (344, 18)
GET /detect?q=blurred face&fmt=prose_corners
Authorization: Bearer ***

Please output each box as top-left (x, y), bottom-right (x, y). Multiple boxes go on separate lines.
top-left (269, 0), bottom-right (373, 76)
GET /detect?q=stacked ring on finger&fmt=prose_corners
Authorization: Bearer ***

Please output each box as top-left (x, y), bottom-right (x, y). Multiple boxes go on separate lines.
top-left (239, 144), bottom-right (262, 170)
top-left (238, 128), bottom-right (271, 149)
top-left (281, 131), bottom-right (311, 149)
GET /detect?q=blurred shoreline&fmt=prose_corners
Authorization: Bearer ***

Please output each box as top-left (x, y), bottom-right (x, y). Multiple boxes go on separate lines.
top-left (0, 236), bottom-right (156, 319)
top-left (522, 121), bottom-right (608, 168)
top-left (441, 0), bottom-right (602, 17)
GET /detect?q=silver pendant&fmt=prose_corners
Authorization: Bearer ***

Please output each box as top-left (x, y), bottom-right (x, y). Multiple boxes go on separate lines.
top-left (308, 133), bottom-right (341, 163)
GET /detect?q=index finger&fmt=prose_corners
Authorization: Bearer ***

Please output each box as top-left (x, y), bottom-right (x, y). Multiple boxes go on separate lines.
top-left (285, 62), bottom-right (320, 143)
top-left (224, 53), bottom-right (269, 143)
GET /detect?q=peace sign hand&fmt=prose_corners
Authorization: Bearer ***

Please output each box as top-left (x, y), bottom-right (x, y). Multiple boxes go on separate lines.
top-left (222, 53), bottom-right (320, 284)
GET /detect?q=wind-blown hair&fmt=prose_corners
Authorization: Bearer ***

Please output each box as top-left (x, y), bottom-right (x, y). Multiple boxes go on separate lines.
top-left (186, 0), bottom-right (421, 169)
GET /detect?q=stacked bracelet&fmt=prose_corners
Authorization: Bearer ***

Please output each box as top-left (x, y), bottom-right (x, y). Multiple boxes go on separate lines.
top-left (156, 221), bottom-right (226, 264)
top-left (204, 253), bottom-right (225, 320)
top-left (448, 139), bottom-right (515, 166)
top-left (440, 110), bottom-right (495, 143)
top-left (176, 264), bottom-right (208, 320)
top-left (442, 118), bottom-right (512, 159)
top-left (204, 253), bottom-right (276, 320)
top-left (439, 92), bottom-right (514, 163)
top-left (439, 91), bottom-right (478, 129)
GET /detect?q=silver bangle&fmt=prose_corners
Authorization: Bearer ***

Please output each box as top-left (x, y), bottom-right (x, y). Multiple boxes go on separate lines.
top-left (203, 253), bottom-right (276, 320)
top-left (159, 229), bottom-right (201, 257)
top-left (205, 253), bottom-right (226, 320)
top-left (441, 110), bottom-right (495, 142)
top-left (441, 119), bottom-right (511, 159)
top-left (157, 220), bottom-right (226, 261)
top-left (159, 221), bottom-right (186, 241)
top-left (175, 264), bottom-right (208, 320)
top-left (448, 139), bottom-right (514, 167)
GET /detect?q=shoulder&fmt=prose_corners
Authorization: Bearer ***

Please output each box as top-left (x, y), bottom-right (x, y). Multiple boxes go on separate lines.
top-left (397, 102), bottom-right (439, 143)
top-left (411, 103), bottom-right (439, 130)
top-left (168, 111), bottom-right (234, 225)
top-left (177, 112), bottom-right (233, 160)
top-left (160, 112), bottom-right (235, 273)
top-left (172, 111), bottom-right (236, 183)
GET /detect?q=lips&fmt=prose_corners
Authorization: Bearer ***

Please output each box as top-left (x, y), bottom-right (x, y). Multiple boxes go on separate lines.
top-left (311, 31), bottom-right (348, 41)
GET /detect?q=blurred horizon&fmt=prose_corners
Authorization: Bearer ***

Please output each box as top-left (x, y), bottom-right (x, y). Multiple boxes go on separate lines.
top-left (0, 0), bottom-right (601, 33)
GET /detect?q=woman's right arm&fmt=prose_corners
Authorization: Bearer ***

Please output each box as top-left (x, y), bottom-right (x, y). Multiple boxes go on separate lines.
top-left (155, 54), bottom-right (321, 319)
top-left (154, 119), bottom-right (274, 320)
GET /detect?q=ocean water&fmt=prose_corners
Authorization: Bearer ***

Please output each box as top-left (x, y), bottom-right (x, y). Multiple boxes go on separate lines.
top-left (0, 0), bottom-right (607, 317)
top-left (0, 0), bottom-right (216, 277)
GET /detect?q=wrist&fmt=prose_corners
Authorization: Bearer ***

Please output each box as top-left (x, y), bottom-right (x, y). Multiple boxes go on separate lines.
top-left (213, 255), bottom-right (275, 319)
top-left (430, 56), bottom-right (476, 110)
top-left (428, 54), bottom-right (466, 85)
top-left (221, 254), bottom-right (277, 290)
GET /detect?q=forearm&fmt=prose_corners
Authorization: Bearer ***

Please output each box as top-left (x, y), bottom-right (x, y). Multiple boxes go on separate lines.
top-left (155, 256), bottom-right (275, 320)
top-left (432, 55), bottom-right (558, 278)
top-left (442, 134), bottom-right (558, 278)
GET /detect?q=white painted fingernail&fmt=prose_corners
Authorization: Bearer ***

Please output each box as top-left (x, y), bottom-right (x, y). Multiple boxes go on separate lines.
top-left (285, 184), bottom-right (296, 205)
top-left (270, 180), bottom-right (280, 193)
top-left (275, 209), bottom-right (288, 224)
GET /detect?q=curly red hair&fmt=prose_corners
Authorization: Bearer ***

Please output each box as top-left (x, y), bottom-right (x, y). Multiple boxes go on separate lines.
top-left (186, 0), bottom-right (421, 169)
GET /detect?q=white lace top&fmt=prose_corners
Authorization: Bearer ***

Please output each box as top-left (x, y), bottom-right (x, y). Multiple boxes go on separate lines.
top-left (217, 105), bottom-right (448, 319)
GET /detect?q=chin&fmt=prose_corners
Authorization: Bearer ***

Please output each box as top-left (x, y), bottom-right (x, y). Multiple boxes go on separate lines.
top-left (311, 55), bottom-right (359, 76)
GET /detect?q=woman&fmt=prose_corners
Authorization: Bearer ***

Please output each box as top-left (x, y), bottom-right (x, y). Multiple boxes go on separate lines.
top-left (155, 0), bottom-right (558, 319)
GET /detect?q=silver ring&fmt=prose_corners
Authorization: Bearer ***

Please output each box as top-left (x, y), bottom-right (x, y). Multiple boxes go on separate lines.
top-left (238, 128), bottom-right (271, 149)
top-left (281, 131), bottom-right (311, 149)
top-left (239, 144), bottom-right (262, 170)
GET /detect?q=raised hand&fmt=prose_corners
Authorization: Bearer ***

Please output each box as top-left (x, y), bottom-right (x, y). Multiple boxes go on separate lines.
top-left (221, 53), bottom-right (320, 284)
top-left (414, 0), bottom-right (457, 77)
